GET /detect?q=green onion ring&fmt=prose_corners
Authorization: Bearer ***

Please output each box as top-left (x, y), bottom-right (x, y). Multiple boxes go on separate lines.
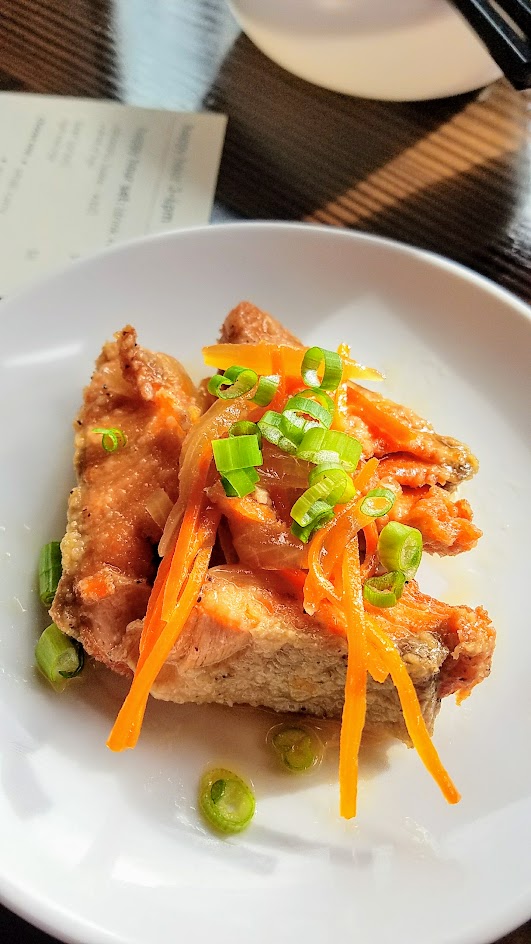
top-left (377, 521), bottom-right (423, 580)
top-left (198, 768), bottom-right (255, 834)
top-left (296, 427), bottom-right (362, 472)
top-left (269, 724), bottom-right (323, 772)
top-left (212, 434), bottom-right (262, 472)
top-left (38, 541), bottom-right (62, 608)
top-left (301, 346), bottom-right (343, 392)
top-left (308, 464), bottom-right (356, 504)
top-left (92, 427), bottom-right (127, 453)
top-left (363, 571), bottom-right (406, 608)
top-left (208, 366), bottom-right (258, 400)
top-left (252, 374), bottom-right (279, 407)
top-left (258, 411), bottom-right (299, 454)
top-left (229, 421), bottom-right (262, 446)
top-left (35, 623), bottom-right (84, 685)
top-left (220, 467), bottom-right (260, 498)
top-left (291, 502), bottom-right (335, 543)
top-left (291, 473), bottom-right (352, 528)
top-left (359, 487), bottom-right (396, 518)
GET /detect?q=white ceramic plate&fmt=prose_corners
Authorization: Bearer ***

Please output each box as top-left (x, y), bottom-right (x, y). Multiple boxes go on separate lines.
top-left (228, 0), bottom-right (501, 101)
top-left (0, 223), bottom-right (530, 944)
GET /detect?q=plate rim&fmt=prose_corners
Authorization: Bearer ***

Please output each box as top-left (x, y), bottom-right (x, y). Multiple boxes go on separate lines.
top-left (0, 221), bottom-right (530, 944)
top-left (1, 221), bottom-right (530, 324)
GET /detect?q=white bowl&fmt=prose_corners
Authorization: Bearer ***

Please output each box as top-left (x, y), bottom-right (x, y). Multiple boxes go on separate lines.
top-left (228, 0), bottom-right (502, 100)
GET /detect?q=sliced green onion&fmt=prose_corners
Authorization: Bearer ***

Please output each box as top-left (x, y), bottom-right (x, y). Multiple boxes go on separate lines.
top-left (363, 571), bottom-right (406, 608)
top-left (378, 521), bottom-right (423, 580)
top-left (301, 346), bottom-right (343, 392)
top-left (220, 467), bottom-right (260, 498)
top-left (229, 420), bottom-right (262, 445)
top-left (278, 411), bottom-right (318, 447)
top-left (92, 427), bottom-right (127, 453)
top-left (198, 768), bottom-right (255, 834)
top-left (212, 434), bottom-right (262, 472)
top-left (208, 366), bottom-right (258, 399)
top-left (35, 623), bottom-right (84, 684)
top-left (359, 487), bottom-right (396, 518)
top-left (258, 411), bottom-right (299, 454)
top-left (252, 374), bottom-right (279, 407)
top-left (270, 724), bottom-right (322, 772)
top-left (296, 427), bottom-right (362, 472)
top-left (38, 541), bottom-right (62, 607)
top-left (283, 389), bottom-right (335, 429)
top-left (291, 474), bottom-right (351, 529)
top-left (308, 464), bottom-right (356, 504)
top-left (291, 502), bottom-right (335, 543)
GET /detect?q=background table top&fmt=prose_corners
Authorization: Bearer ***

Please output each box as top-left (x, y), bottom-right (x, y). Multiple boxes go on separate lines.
top-left (0, 1), bottom-right (529, 942)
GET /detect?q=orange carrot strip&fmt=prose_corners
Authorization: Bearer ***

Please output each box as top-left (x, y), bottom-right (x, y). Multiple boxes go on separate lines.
top-left (203, 343), bottom-right (384, 383)
top-left (366, 639), bottom-right (389, 684)
top-left (352, 456), bottom-right (379, 493)
top-left (161, 455), bottom-right (212, 622)
top-left (144, 552), bottom-right (172, 630)
top-left (304, 492), bottom-right (381, 615)
top-left (367, 620), bottom-right (461, 804)
top-left (347, 384), bottom-right (414, 445)
top-left (304, 524), bottom-right (341, 615)
top-left (107, 545), bottom-right (214, 753)
top-left (339, 537), bottom-right (368, 819)
top-left (269, 347), bottom-right (286, 411)
top-left (360, 522), bottom-right (379, 579)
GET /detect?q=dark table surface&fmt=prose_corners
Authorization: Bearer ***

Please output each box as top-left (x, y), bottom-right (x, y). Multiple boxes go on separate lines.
top-left (0, 1), bottom-right (530, 942)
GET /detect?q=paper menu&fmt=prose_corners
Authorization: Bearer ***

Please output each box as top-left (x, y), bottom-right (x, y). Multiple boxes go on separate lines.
top-left (0, 93), bottom-right (227, 296)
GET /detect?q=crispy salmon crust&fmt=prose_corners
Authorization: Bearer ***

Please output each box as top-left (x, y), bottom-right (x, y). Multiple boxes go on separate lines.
top-left (51, 326), bottom-right (199, 673)
top-left (114, 565), bottom-right (494, 738)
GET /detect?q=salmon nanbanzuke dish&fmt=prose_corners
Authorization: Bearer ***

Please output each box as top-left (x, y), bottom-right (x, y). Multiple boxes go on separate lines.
top-left (43, 302), bottom-right (495, 822)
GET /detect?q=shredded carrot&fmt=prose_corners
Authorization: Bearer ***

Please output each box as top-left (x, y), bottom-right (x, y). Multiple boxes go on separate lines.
top-left (161, 452), bottom-right (212, 622)
top-left (366, 638), bottom-right (389, 684)
top-left (352, 456), bottom-right (379, 492)
top-left (304, 523), bottom-right (341, 615)
top-left (347, 384), bottom-right (415, 446)
top-left (338, 537), bottom-right (368, 819)
top-left (203, 343), bottom-right (384, 383)
top-left (270, 347), bottom-right (285, 411)
top-left (367, 620), bottom-right (461, 804)
top-left (315, 600), bottom-right (389, 686)
top-left (136, 551), bottom-right (173, 670)
top-left (360, 522), bottom-right (379, 579)
top-left (304, 493), bottom-right (381, 614)
top-left (107, 543), bottom-right (216, 753)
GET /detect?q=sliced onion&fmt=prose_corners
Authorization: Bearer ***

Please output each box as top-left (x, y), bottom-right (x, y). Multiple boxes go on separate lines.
top-left (159, 397), bottom-right (260, 556)
top-left (258, 443), bottom-right (310, 491)
top-left (145, 488), bottom-right (174, 530)
top-left (233, 529), bottom-right (306, 571)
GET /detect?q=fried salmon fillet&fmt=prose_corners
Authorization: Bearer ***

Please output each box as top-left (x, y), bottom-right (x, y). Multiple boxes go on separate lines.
top-left (54, 312), bottom-right (494, 745)
top-left (221, 302), bottom-right (482, 553)
top-left (114, 565), bottom-right (494, 738)
top-left (51, 326), bottom-right (199, 673)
